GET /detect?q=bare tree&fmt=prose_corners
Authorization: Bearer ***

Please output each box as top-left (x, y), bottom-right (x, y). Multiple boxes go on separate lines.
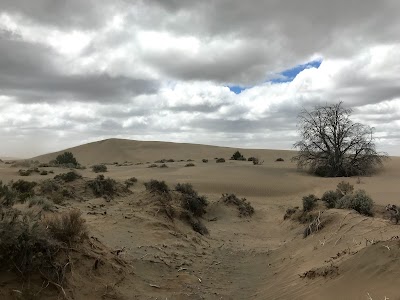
top-left (293, 102), bottom-right (387, 177)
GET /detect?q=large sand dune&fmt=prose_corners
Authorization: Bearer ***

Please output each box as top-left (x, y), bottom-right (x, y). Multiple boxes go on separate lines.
top-left (1, 138), bottom-right (400, 299)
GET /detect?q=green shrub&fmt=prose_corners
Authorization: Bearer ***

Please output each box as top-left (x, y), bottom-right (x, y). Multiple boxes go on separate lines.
top-left (125, 177), bottom-right (138, 188)
top-left (45, 210), bottom-right (88, 245)
top-left (12, 180), bottom-right (37, 202)
top-left (0, 210), bottom-right (59, 275)
top-left (92, 164), bottom-right (107, 173)
top-left (55, 151), bottom-right (79, 167)
top-left (176, 183), bottom-right (208, 217)
top-left (230, 151), bottom-right (246, 161)
top-left (321, 190), bottom-right (339, 208)
top-left (28, 197), bottom-right (54, 211)
top-left (54, 171), bottom-right (82, 182)
top-left (144, 180), bottom-right (169, 194)
top-left (175, 183), bottom-right (196, 196)
top-left (18, 169), bottom-right (32, 176)
top-left (0, 181), bottom-right (17, 206)
top-left (39, 179), bottom-right (60, 194)
top-left (87, 175), bottom-right (117, 197)
top-left (335, 190), bottom-right (374, 216)
top-left (180, 211), bottom-right (209, 235)
top-left (302, 194), bottom-right (318, 212)
top-left (221, 193), bottom-right (255, 217)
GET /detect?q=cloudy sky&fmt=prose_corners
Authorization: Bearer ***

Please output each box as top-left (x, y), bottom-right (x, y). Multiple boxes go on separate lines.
top-left (1, 0), bottom-right (400, 157)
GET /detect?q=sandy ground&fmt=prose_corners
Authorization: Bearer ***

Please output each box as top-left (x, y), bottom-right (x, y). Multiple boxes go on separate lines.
top-left (1, 138), bottom-right (400, 299)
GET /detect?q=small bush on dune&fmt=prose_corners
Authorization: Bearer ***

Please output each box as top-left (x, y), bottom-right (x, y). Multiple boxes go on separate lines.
top-left (144, 180), bottom-right (169, 194)
top-left (0, 181), bottom-right (17, 206)
top-left (276, 158), bottom-right (284, 162)
top-left (175, 183), bottom-right (196, 195)
top-left (284, 207), bottom-right (298, 220)
top-left (221, 193), bottom-right (255, 217)
top-left (167, 159), bottom-right (175, 162)
top-left (55, 151), bottom-right (79, 167)
top-left (92, 164), bottom-right (107, 173)
top-left (125, 177), bottom-right (138, 188)
top-left (148, 164), bottom-right (158, 168)
top-left (216, 158), bottom-right (225, 163)
top-left (28, 196), bottom-right (54, 211)
top-left (321, 190), bottom-right (339, 208)
top-left (12, 180), bottom-right (37, 202)
top-left (230, 151), bottom-right (246, 161)
top-left (45, 209), bottom-right (88, 245)
top-left (159, 163), bottom-right (168, 168)
top-left (252, 157), bottom-right (264, 165)
top-left (335, 190), bottom-right (374, 216)
top-left (87, 175), bottom-right (117, 197)
top-left (185, 163), bottom-right (195, 167)
top-left (302, 194), bottom-right (318, 212)
top-left (40, 179), bottom-right (60, 194)
top-left (0, 209), bottom-right (59, 275)
top-left (40, 170), bottom-right (48, 175)
top-left (18, 169), bottom-right (32, 176)
top-left (176, 183), bottom-right (208, 217)
top-left (54, 171), bottom-right (82, 182)
top-left (202, 159), bottom-right (208, 163)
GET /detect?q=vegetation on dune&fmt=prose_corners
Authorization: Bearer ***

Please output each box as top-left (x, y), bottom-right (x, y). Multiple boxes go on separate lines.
top-left (87, 175), bottom-right (117, 198)
top-left (216, 158), bottom-right (225, 163)
top-left (92, 164), bottom-right (108, 173)
top-left (54, 151), bottom-right (80, 168)
top-left (293, 102), bottom-right (387, 177)
top-left (54, 171), bottom-right (82, 182)
top-left (230, 151), bottom-right (246, 161)
top-left (221, 193), bottom-right (255, 217)
top-left (144, 179), bottom-right (169, 194)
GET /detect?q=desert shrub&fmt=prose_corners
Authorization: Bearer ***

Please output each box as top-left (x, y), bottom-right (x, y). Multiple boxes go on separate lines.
top-left (28, 196), bottom-right (54, 211)
top-left (167, 159), bottom-right (175, 162)
top-left (252, 157), bottom-right (264, 165)
top-left (248, 157), bottom-right (256, 161)
top-left (125, 177), bottom-right (138, 188)
top-left (0, 181), bottom-right (17, 206)
top-left (321, 190), bottom-right (339, 208)
top-left (18, 169), bottom-right (32, 176)
top-left (155, 159), bottom-right (167, 163)
top-left (185, 163), bottom-right (195, 167)
top-left (54, 171), bottom-right (82, 182)
top-left (335, 190), bottom-right (374, 216)
top-left (276, 158), bottom-right (284, 162)
top-left (221, 193), bottom-right (255, 217)
top-left (202, 159), bottom-right (208, 163)
top-left (38, 163), bottom-right (49, 168)
top-left (302, 194), bottom-right (318, 212)
top-left (45, 210), bottom-right (88, 245)
top-left (0, 209), bottom-right (60, 275)
top-left (87, 175), bottom-right (117, 197)
top-left (40, 170), bottom-right (48, 175)
top-left (175, 183), bottom-right (196, 196)
top-left (230, 151), bottom-right (246, 161)
top-left (12, 180), bottom-right (37, 202)
top-left (187, 159), bottom-right (194, 162)
top-left (39, 179), bottom-right (60, 194)
top-left (148, 164), bottom-right (158, 168)
top-left (92, 164), bottom-right (107, 173)
top-left (144, 179), bottom-right (169, 194)
top-left (216, 158), bottom-right (225, 163)
top-left (55, 151), bottom-right (79, 167)
top-left (284, 207), bottom-right (298, 220)
top-left (176, 183), bottom-right (208, 217)
top-left (159, 163), bottom-right (168, 168)
top-left (180, 211), bottom-right (209, 235)
top-left (336, 181), bottom-right (354, 197)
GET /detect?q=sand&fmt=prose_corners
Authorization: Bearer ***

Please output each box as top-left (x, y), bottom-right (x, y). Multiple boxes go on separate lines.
top-left (1, 138), bottom-right (400, 299)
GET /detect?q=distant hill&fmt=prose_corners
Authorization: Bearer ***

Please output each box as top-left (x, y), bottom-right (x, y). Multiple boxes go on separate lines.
top-left (33, 138), bottom-right (295, 165)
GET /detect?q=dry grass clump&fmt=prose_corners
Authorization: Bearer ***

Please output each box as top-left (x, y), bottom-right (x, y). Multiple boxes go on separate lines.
top-left (159, 163), bottom-right (168, 168)
top-left (18, 169), bottom-right (33, 176)
top-left (216, 158), bottom-right (225, 163)
top-left (45, 209), bottom-right (88, 245)
top-left (185, 163), bottom-right (195, 167)
top-left (144, 179), bottom-right (169, 194)
top-left (91, 164), bottom-right (108, 173)
top-left (221, 193), bottom-right (255, 217)
top-left (252, 157), bottom-right (264, 165)
top-left (54, 171), bottom-right (82, 182)
top-left (148, 164), bottom-right (158, 168)
top-left (87, 175), bottom-right (117, 197)
top-left (202, 159), bottom-right (208, 163)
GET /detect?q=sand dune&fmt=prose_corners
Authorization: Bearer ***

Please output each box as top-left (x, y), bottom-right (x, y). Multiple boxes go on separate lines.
top-left (1, 138), bottom-right (400, 299)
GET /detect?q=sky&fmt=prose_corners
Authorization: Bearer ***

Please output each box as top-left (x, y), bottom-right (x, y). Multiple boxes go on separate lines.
top-left (1, 0), bottom-right (400, 157)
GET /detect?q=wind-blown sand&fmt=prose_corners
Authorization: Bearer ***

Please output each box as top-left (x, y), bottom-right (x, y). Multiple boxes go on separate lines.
top-left (1, 138), bottom-right (400, 299)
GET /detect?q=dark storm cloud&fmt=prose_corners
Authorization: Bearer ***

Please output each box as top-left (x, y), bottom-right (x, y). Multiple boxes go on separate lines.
top-left (0, 38), bottom-right (158, 103)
